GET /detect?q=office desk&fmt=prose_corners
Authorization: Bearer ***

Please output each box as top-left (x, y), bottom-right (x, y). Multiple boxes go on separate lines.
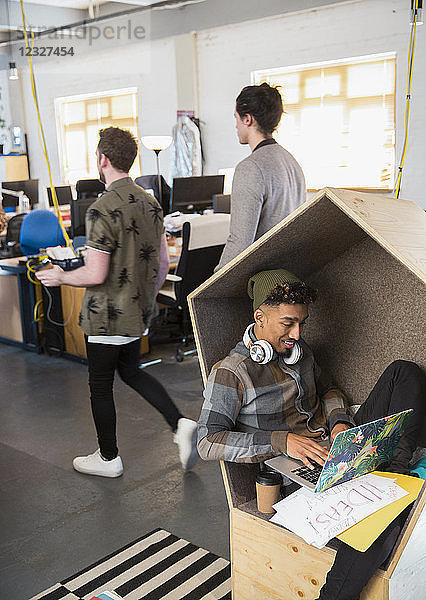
top-left (167, 236), bottom-right (181, 271)
top-left (41, 286), bottom-right (148, 360)
top-left (0, 243), bottom-right (169, 358)
top-left (0, 256), bottom-right (40, 351)
top-left (57, 241), bottom-right (176, 358)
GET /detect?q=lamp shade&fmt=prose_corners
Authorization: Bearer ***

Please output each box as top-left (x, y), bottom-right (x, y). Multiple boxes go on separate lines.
top-left (141, 135), bottom-right (172, 151)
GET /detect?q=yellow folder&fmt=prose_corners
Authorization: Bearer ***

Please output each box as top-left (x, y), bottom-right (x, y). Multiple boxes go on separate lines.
top-left (336, 471), bottom-right (424, 552)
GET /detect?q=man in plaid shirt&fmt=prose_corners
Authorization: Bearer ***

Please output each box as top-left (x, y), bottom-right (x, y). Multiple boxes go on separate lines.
top-left (198, 269), bottom-right (354, 468)
top-left (197, 269), bottom-right (425, 600)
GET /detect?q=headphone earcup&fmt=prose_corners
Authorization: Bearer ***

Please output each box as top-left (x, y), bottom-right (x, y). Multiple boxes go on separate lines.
top-left (242, 323), bottom-right (276, 364)
top-left (283, 342), bottom-right (303, 365)
top-left (249, 340), bottom-right (275, 364)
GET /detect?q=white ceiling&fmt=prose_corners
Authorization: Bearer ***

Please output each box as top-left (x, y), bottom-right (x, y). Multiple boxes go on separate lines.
top-left (9, 0), bottom-right (100, 8)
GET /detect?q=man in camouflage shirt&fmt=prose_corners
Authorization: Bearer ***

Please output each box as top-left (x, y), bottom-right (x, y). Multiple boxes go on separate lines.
top-left (37, 127), bottom-right (198, 477)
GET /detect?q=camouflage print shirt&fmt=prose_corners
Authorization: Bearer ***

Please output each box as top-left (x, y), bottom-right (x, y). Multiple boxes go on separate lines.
top-left (79, 177), bottom-right (163, 336)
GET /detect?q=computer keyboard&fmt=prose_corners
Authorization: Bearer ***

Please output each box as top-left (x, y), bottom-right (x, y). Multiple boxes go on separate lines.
top-left (292, 463), bottom-right (322, 484)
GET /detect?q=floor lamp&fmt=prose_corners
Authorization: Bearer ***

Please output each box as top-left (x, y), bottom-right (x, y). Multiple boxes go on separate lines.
top-left (141, 136), bottom-right (172, 213)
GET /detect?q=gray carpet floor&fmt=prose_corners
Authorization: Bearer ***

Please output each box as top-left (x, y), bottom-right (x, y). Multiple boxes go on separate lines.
top-left (0, 342), bottom-right (229, 600)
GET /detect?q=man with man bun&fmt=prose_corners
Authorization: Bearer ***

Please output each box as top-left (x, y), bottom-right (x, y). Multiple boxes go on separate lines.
top-left (216, 83), bottom-right (306, 270)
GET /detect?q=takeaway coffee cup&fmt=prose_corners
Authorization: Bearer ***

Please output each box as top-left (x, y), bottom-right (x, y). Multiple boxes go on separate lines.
top-left (255, 471), bottom-right (282, 513)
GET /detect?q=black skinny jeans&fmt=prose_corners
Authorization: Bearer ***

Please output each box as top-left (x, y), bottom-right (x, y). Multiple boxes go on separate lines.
top-left (85, 337), bottom-right (183, 460)
top-left (318, 360), bottom-right (426, 600)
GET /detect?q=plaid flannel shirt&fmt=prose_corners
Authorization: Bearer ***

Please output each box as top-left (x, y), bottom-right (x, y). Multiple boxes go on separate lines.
top-left (197, 338), bottom-right (354, 463)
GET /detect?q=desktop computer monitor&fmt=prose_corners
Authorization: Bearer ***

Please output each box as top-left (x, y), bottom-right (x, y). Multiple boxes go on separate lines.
top-left (135, 175), bottom-right (171, 216)
top-left (1, 179), bottom-right (39, 209)
top-left (47, 185), bottom-right (73, 207)
top-left (171, 175), bottom-right (225, 213)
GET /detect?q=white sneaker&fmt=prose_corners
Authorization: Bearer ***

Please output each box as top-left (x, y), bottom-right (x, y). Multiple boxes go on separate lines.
top-left (73, 449), bottom-right (123, 478)
top-left (174, 418), bottom-right (199, 471)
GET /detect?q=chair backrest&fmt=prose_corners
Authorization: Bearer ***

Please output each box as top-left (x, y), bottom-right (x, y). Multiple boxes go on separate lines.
top-left (75, 179), bottom-right (105, 199)
top-left (213, 193), bottom-right (231, 214)
top-left (6, 213), bottom-right (26, 244)
top-left (20, 209), bottom-right (66, 256)
top-left (135, 175), bottom-right (171, 215)
top-left (174, 213), bottom-right (230, 305)
top-left (73, 179), bottom-right (104, 236)
top-left (70, 196), bottom-right (96, 237)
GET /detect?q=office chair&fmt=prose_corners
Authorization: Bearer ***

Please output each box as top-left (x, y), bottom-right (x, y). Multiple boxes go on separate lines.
top-left (0, 213), bottom-right (26, 257)
top-left (156, 213), bottom-right (230, 361)
top-left (75, 179), bottom-right (105, 200)
top-left (72, 179), bottom-right (105, 237)
top-left (135, 175), bottom-right (171, 215)
top-left (213, 193), bottom-right (231, 213)
top-left (20, 209), bottom-right (66, 256)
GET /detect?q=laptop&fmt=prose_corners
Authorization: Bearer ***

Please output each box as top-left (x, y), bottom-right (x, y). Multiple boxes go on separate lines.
top-left (265, 409), bottom-right (413, 493)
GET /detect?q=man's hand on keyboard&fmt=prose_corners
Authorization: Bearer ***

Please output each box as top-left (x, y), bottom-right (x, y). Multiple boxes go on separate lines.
top-left (286, 433), bottom-right (329, 470)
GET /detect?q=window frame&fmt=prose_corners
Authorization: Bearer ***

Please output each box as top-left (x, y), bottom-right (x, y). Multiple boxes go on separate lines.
top-left (55, 87), bottom-right (140, 185)
top-left (252, 52), bottom-right (396, 193)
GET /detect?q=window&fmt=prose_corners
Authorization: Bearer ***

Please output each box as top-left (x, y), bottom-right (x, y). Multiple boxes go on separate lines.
top-left (253, 53), bottom-right (396, 190)
top-left (55, 88), bottom-right (140, 184)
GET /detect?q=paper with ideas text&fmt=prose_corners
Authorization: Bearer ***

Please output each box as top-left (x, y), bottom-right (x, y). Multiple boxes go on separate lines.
top-left (270, 473), bottom-right (408, 548)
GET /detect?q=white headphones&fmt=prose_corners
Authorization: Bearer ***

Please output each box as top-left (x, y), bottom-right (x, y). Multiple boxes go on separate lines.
top-left (243, 323), bottom-right (303, 365)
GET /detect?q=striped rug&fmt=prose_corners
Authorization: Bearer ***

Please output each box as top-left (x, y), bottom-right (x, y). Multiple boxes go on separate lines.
top-left (31, 528), bottom-right (231, 600)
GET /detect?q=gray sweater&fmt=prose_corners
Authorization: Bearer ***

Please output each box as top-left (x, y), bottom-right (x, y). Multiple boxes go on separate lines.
top-left (217, 142), bottom-right (305, 270)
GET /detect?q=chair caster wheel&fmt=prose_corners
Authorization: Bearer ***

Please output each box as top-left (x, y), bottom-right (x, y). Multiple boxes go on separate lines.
top-left (176, 348), bottom-right (184, 362)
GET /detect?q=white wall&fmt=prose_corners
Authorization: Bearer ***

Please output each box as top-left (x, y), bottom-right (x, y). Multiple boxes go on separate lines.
top-left (0, 71), bottom-right (12, 153)
top-left (13, 34), bottom-right (177, 204)
top-left (9, 0), bottom-right (426, 208)
top-left (196, 0), bottom-right (426, 207)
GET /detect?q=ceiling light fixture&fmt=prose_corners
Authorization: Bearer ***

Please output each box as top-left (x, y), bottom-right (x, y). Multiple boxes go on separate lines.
top-left (8, 62), bottom-right (18, 80)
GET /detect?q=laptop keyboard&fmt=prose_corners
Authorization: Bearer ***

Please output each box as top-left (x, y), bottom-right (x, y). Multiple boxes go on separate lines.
top-left (292, 463), bottom-right (322, 484)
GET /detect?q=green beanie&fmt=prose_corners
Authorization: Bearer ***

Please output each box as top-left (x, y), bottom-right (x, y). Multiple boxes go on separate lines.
top-left (247, 269), bottom-right (301, 312)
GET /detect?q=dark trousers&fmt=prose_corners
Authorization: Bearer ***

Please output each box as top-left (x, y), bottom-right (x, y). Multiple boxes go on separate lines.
top-left (85, 337), bottom-right (183, 460)
top-left (318, 360), bottom-right (426, 600)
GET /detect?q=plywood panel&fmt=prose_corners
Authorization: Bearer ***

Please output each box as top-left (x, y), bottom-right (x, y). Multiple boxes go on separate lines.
top-left (326, 188), bottom-right (426, 279)
top-left (61, 286), bottom-right (149, 358)
top-left (231, 509), bottom-right (389, 600)
top-left (190, 239), bottom-right (426, 403)
top-left (61, 285), bottom-right (86, 358)
top-left (386, 484), bottom-right (426, 577)
top-left (0, 272), bottom-right (23, 342)
top-left (231, 509), bottom-right (335, 600)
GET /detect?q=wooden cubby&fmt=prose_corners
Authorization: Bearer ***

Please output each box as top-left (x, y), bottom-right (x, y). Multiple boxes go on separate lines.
top-left (189, 188), bottom-right (426, 600)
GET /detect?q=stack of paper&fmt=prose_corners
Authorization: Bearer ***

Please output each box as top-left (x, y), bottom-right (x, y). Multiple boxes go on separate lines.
top-left (270, 473), bottom-right (408, 549)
